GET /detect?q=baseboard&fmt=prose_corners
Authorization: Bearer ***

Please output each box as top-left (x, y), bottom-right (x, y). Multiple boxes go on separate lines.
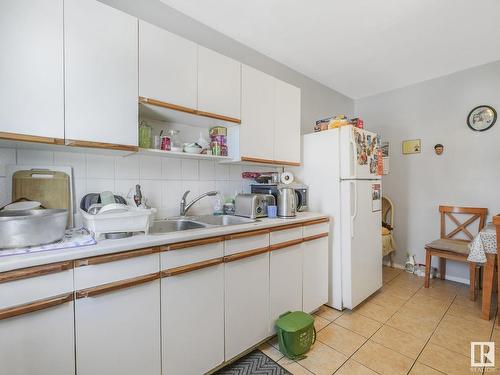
top-left (383, 261), bottom-right (470, 285)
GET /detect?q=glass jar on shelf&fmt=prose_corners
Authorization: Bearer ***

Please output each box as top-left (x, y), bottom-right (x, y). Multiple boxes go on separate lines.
top-left (138, 120), bottom-right (152, 149)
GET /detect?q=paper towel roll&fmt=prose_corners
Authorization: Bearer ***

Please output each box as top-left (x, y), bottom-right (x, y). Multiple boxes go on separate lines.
top-left (280, 172), bottom-right (294, 184)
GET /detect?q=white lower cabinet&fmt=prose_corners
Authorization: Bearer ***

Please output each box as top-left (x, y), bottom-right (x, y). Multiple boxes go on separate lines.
top-left (75, 280), bottom-right (161, 375)
top-left (269, 243), bottom-right (303, 333)
top-left (162, 264), bottom-right (225, 375)
top-left (225, 252), bottom-right (270, 360)
top-left (303, 236), bottom-right (329, 313)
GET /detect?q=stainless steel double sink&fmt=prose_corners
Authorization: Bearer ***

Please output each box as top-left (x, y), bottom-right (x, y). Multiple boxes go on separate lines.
top-left (150, 215), bottom-right (256, 234)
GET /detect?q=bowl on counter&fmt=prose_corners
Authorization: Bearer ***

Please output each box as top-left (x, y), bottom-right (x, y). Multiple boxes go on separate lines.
top-left (183, 143), bottom-right (203, 154)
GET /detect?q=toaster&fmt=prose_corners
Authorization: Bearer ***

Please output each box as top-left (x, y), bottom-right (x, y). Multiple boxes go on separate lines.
top-left (234, 194), bottom-right (276, 219)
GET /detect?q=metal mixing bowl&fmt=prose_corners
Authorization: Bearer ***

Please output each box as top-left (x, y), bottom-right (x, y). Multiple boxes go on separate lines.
top-left (0, 209), bottom-right (68, 249)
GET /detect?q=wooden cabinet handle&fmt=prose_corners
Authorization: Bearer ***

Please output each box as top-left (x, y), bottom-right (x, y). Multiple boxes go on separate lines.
top-left (270, 223), bottom-right (303, 232)
top-left (0, 261), bottom-right (73, 284)
top-left (161, 258), bottom-right (223, 277)
top-left (0, 293), bottom-right (73, 321)
top-left (161, 236), bottom-right (224, 251)
top-left (225, 229), bottom-right (270, 240)
top-left (269, 238), bottom-right (303, 252)
top-left (74, 247), bottom-right (159, 267)
top-left (76, 272), bottom-right (160, 299)
top-left (303, 233), bottom-right (329, 242)
top-left (224, 246), bottom-right (269, 263)
top-left (302, 218), bottom-right (330, 226)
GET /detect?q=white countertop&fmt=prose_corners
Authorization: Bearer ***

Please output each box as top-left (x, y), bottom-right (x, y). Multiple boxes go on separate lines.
top-left (0, 212), bottom-right (328, 273)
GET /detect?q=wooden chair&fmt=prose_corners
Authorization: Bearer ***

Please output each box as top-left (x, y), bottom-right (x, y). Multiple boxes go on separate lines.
top-left (382, 196), bottom-right (396, 267)
top-left (424, 206), bottom-right (488, 300)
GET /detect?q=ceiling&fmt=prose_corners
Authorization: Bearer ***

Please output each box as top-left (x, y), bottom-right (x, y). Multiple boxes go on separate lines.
top-left (159, 0), bottom-right (500, 99)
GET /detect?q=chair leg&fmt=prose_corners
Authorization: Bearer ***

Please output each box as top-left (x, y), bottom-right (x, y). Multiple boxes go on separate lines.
top-left (424, 249), bottom-right (431, 288)
top-left (439, 258), bottom-right (446, 280)
top-left (389, 252), bottom-right (394, 268)
top-left (469, 262), bottom-right (476, 301)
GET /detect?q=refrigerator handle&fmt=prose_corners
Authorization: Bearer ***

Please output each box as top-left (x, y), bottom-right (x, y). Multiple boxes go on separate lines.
top-left (350, 181), bottom-right (358, 238)
top-left (349, 137), bottom-right (357, 179)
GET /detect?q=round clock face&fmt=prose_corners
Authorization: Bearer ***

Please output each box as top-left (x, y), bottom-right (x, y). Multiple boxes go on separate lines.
top-left (467, 105), bottom-right (497, 132)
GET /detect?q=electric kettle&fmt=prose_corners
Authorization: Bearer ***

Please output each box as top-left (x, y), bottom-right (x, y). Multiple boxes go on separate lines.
top-left (277, 186), bottom-right (297, 218)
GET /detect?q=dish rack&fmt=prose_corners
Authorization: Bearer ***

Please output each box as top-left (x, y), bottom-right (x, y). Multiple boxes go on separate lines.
top-left (80, 207), bottom-right (152, 239)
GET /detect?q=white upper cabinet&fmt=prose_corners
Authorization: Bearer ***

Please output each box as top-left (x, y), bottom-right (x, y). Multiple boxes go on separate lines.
top-left (197, 46), bottom-right (241, 120)
top-left (139, 20), bottom-right (197, 109)
top-left (240, 65), bottom-right (275, 161)
top-left (64, 0), bottom-right (138, 147)
top-left (0, 0), bottom-right (64, 140)
top-left (274, 79), bottom-right (301, 164)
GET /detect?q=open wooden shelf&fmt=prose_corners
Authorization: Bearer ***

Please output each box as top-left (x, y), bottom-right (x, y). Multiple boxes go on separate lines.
top-left (138, 148), bottom-right (232, 161)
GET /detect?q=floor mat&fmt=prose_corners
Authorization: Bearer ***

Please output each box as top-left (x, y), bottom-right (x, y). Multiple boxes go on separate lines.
top-left (216, 350), bottom-right (290, 375)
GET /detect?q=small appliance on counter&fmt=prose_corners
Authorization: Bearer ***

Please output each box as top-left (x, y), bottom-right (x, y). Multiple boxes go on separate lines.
top-left (234, 194), bottom-right (275, 219)
top-left (276, 186), bottom-right (297, 218)
top-left (251, 183), bottom-right (308, 212)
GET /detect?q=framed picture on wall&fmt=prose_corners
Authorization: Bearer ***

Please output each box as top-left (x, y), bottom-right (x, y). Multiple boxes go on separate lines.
top-left (402, 139), bottom-right (421, 155)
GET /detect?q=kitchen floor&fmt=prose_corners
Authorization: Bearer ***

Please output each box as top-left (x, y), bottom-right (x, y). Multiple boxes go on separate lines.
top-left (259, 266), bottom-right (499, 375)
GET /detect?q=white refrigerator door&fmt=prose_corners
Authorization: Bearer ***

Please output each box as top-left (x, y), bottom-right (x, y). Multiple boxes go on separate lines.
top-left (340, 125), bottom-right (381, 180)
top-left (340, 179), bottom-right (382, 309)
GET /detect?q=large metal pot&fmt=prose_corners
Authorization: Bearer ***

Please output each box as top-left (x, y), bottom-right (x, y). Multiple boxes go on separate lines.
top-left (0, 209), bottom-right (67, 249)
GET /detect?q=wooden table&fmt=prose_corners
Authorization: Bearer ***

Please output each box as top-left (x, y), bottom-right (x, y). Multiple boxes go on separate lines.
top-left (481, 216), bottom-right (500, 322)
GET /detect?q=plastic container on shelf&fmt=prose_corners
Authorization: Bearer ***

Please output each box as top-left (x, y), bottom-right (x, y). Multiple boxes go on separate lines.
top-left (139, 120), bottom-right (152, 148)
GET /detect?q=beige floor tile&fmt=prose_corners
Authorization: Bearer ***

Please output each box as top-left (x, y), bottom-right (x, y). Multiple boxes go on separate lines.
top-left (383, 266), bottom-right (403, 284)
top-left (334, 312), bottom-right (382, 338)
top-left (314, 305), bottom-right (343, 321)
top-left (419, 343), bottom-right (476, 375)
top-left (369, 290), bottom-right (409, 310)
top-left (355, 300), bottom-right (398, 323)
top-left (268, 336), bottom-right (279, 350)
top-left (353, 341), bottom-right (414, 375)
top-left (371, 325), bottom-right (427, 359)
top-left (316, 323), bottom-right (367, 356)
top-left (386, 311), bottom-right (437, 339)
top-left (448, 299), bottom-right (495, 324)
top-left (295, 341), bottom-right (347, 375)
top-left (277, 357), bottom-right (314, 375)
top-left (313, 315), bottom-right (330, 332)
top-left (409, 362), bottom-right (446, 375)
top-left (258, 342), bottom-right (284, 362)
top-left (335, 359), bottom-right (379, 375)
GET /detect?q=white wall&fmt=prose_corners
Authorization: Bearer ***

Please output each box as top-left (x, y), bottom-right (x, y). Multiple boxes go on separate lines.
top-left (99, 0), bottom-right (354, 134)
top-left (355, 60), bottom-right (500, 283)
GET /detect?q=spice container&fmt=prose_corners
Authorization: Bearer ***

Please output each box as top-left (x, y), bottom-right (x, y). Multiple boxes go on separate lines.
top-left (209, 126), bottom-right (228, 156)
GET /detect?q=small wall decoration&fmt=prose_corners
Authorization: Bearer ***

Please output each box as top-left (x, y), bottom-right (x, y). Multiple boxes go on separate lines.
top-left (434, 144), bottom-right (444, 155)
top-left (467, 105), bottom-right (497, 132)
top-left (402, 139), bottom-right (421, 155)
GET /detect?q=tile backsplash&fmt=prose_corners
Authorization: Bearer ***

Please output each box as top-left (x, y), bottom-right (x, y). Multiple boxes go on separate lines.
top-left (0, 147), bottom-right (278, 226)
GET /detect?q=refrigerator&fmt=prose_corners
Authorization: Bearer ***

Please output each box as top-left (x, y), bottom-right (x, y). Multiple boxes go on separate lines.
top-left (296, 125), bottom-right (382, 310)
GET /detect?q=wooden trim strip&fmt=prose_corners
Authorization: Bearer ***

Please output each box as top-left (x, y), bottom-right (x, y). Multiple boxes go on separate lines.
top-left (272, 159), bottom-right (301, 167)
top-left (162, 258), bottom-right (223, 277)
top-left (74, 247), bottom-right (159, 267)
top-left (303, 232), bottom-right (329, 242)
top-left (270, 223), bottom-right (303, 232)
top-left (225, 229), bottom-right (270, 240)
top-left (75, 272), bottom-right (160, 299)
top-left (65, 139), bottom-right (138, 152)
top-left (241, 156), bottom-right (301, 167)
top-left (224, 246), bottom-right (269, 263)
top-left (0, 131), bottom-right (64, 145)
top-left (0, 261), bottom-right (73, 284)
top-left (195, 110), bottom-right (241, 124)
top-left (302, 218), bottom-right (330, 226)
top-left (269, 238), bottom-right (303, 252)
top-left (0, 293), bottom-right (73, 321)
top-left (161, 236), bottom-right (224, 251)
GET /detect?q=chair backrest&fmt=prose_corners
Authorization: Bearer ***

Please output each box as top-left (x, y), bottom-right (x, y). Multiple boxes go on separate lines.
top-left (382, 196), bottom-right (394, 227)
top-left (439, 205), bottom-right (488, 241)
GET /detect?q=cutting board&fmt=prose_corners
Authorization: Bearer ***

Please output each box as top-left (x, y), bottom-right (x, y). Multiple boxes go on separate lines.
top-left (12, 169), bottom-right (73, 227)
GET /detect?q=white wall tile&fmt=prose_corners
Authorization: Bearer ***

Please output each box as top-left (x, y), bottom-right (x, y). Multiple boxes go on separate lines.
top-left (86, 179), bottom-right (115, 193)
top-left (196, 180), bottom-right (217, 215)
top-left (162, 158), bottom-right (181, 180)
top-left (0, 148), bottom-right (16, 177)
top-left (216, 180), bottom-right (232, 198)
top-left (215, 163), bottom-right (229, 181)
top-left (17, 149), bottom-right (54, 166)
top-left (86, 154), bottom-right (115, 179)
top-left (163, 180), bottom-right (183, 216)
top-left (0, 177), bottom-right (7, 207)
top-left (140, 156), bottom-right (162, 180)
top-left (73, 179), bottom-right (87, 212)
top-left (199, 160), bottom-right (215, 180)
top-left (139, 179), bottom-right (162, 209)
top-left (115, 155), bottom-right (140, 179)
top-left (54, 151), bottom-right (86, 178)
top-left (115, 179), bottom-right (139, 198)
top-left (229, 165), bottom-right (242, 181)
top-left (181, 159), bottom-right (199, 180)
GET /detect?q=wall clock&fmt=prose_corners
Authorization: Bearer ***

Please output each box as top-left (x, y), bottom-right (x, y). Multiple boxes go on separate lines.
top-left (467, 105), bottom-right (497, 132)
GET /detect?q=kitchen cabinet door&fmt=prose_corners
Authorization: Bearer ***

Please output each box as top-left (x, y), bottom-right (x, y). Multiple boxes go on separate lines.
top-left (162, 264), bottom-right (224, 375)
top-left (240, 65), bottom-right (275, 161)
top-left (269, 243), bottom-right (303, 333)
top-left (0, 0), bottom-right (64, 141)
top-left (197, 46), bottom-right (241, 120)
top-left (75, 280), bottom-right (161, 375)
top-left (139, 20), bottom-right (197, 109)
top-left (274, 79), bottom-right (301, 164)
top-left (303, 236), bottom-right (329, 313)
top-left (64, 0), bottom-right (138, 148)
top-left (225, 252), bottom-right (270, 360)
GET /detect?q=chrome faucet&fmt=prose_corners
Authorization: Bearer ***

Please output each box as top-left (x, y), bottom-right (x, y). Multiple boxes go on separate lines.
top-left (180, 190), bottom-right (219, 216)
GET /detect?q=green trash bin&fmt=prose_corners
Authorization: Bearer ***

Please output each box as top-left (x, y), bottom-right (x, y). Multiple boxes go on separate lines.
top-left (275, 311), bottom-right (316, 360)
